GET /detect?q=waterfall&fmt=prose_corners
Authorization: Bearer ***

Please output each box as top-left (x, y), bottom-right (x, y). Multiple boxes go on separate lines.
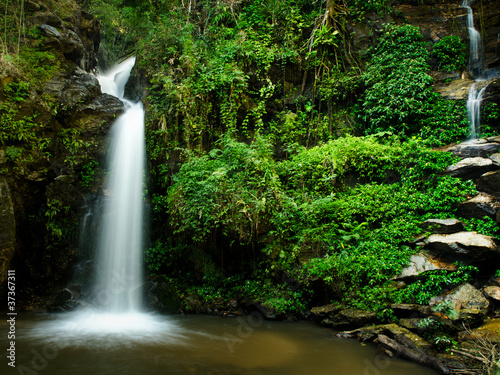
top-left (29, 57), bottom-right (180, 343)
top-left (94, 56), bottom-right (146, 312)
top-left (461, 0), bottom-right (483, 76)
top-left (461, 0), bottom-right (485, 139)
top-left (466, 84), bottom-right (486, 138)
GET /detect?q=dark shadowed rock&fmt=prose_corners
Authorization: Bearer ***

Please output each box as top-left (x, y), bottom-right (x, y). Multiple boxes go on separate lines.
top-left (419, 219), bottom-right (464, 234)
top-left (329, 309), bottom-right (377, 329)
top-left (146, 276), bottom-right (182, 314)
top-left (475, 170), bottom-right (500, 196)
top-left (39, 24), bottom-right (61, 38)
top-left (424, 231), bottom-right (500, 262)
top-left (0, 177), bottom-right (16, 293)
top-left (61, 30), bottom-right (85, 61)
top-left (310, 304), bottom-right (340, 319)
top-left (48, 285), bottom-right (83, 312)
top-left (60, 73), bottom-right (101, 110)
top-left (390, 304), bottom-right (433, 317)
top-left (456, 193), bottom-right (500, 220)
top-left (449, 140), bottom-right (500, 158)
top-left (444, 157), bottom-right (497, 179)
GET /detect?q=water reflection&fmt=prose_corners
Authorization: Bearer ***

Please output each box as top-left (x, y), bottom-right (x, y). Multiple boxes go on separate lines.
top-left (1, 314), bottom-right (438, 375)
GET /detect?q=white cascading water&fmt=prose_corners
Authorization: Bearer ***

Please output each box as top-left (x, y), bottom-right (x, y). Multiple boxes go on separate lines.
top-left (461, 0), bottom-right (483, 75)
top-left (30, 57), bottom-right (183, 345)
top-left (466, 84), bottom-right (486, 138)
top-left (461, 0), bottom-right (485, 138)
top-left (95, 56), bottom-right (145, 312)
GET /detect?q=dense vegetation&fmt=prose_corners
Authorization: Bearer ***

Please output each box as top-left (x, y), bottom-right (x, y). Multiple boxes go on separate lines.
top-left (2, 0), bottom-right (499, 319)
top-left (77, 0), bottom-right (500, 316)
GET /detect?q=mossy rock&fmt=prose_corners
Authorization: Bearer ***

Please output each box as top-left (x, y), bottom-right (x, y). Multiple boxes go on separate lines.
top-left (459, 319), bottom-right (500, 342)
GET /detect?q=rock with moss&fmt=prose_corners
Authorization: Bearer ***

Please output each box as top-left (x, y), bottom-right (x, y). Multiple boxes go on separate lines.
top-left (430, 283), bottom-right (490, 321)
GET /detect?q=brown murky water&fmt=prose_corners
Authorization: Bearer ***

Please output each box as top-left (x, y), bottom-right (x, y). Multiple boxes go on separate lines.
top-left (1, 313), bottom-right (438, 375)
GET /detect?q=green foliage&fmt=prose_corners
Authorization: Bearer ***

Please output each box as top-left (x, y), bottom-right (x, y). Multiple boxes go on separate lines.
top-left (167, 134), bottom-right (282, 245)
top-left (419, 98), bottom-right (468, 145)
top-left (393, 265), bottom-right (478, 304)
top-left (462, 216), bottom-right (499, 236)
top-left (358, 24), bottom-right (469, 145)
top-left (4, 146), bottom-right (22, 162)
top-left (359, 24), bottom-right (434, 134)
top-left (347, 0), bottom-right (391, 14)
top-left (432, 35), bottom-right (467, 72)
top-left (80, 160), bottom-right (100, 189)
top-left (481, 103), bottom-right (500, 137)
top-left (86, 0), bottom-right (482, 320)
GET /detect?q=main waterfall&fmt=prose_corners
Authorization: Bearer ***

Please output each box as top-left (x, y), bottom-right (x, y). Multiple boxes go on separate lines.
top-left (94, 56), bottom-right (145, 312)
top-left (29, 58), bottom-right (182, 344)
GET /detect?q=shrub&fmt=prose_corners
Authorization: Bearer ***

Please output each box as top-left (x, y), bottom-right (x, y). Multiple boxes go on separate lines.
top-left (432, 35), bottom-right (467, 72)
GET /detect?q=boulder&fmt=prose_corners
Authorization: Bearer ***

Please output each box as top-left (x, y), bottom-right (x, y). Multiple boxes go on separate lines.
top-left (60, 72), bottom-right (101, 111)
top-left (418, 218), bottom-right (464, 234)
top-left (329, 309), bottom-right (377, 330)
top-left (338, 323), bottom-right (433, 352)
top-left (449, 140), bottom-right (500, 158)
top-left (458, 319), bottom-right (500, 342)
top-left (39, 24), bottom-right (61, 38)
top-left (145, 276), bottom-right (182, 314)
top-left (0, 177), bottom-right (16, 293)
top-left (433, 77), bottom-right (475, 100)
top-left (488, 137), bottom-right (500, 144)
top-left (47, 285), bottom-right (83, 312)
top-left (490, 153), bottom-right (500, 166)
top-left (395, 252), bottom-right (457, 281)
top-left (456, 193), bottom-right (500, 220)
top-left (60, 29), bottom-right (85, 62)
top-left (424, 231), bottom-right (500, 262)
top-left (310, 304), bottom-right (340, 319)
top-left (475, 170), bottom-right (500, 196)
top-left (399, 318), bottom-right (426, 330)
top-left (432, 283), bottom-right (490, 320)
top-left (390, 304), bottom-right (433, 317)
top-left (444, 157), bottom-right (497, 179)
top-left (483, 286), bottom-right (500, 302)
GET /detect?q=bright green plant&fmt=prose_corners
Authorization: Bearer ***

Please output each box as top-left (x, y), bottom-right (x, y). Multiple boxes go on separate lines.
top-left (393, 265), bottom-right (478, 304)
top-left (432, 35), bottom-right (467, 72)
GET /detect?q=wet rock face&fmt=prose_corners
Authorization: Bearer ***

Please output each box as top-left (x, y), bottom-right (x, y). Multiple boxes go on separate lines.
top-left (0, 177), bottom-right (16, 293)
top-left (31, 10), bottom-right (100, 72)
top-left (0, 6), bottom-right (121, 294)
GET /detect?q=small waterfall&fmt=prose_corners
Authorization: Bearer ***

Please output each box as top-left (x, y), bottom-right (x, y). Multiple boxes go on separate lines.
top-left (466, 84), bottom-right (486, 138)
top-left (461, 0), bottom-right (485, 138)
top-left (461, 0), bottom-right (483, 76)
top-left (94, 56), bottom-right (146, 312)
